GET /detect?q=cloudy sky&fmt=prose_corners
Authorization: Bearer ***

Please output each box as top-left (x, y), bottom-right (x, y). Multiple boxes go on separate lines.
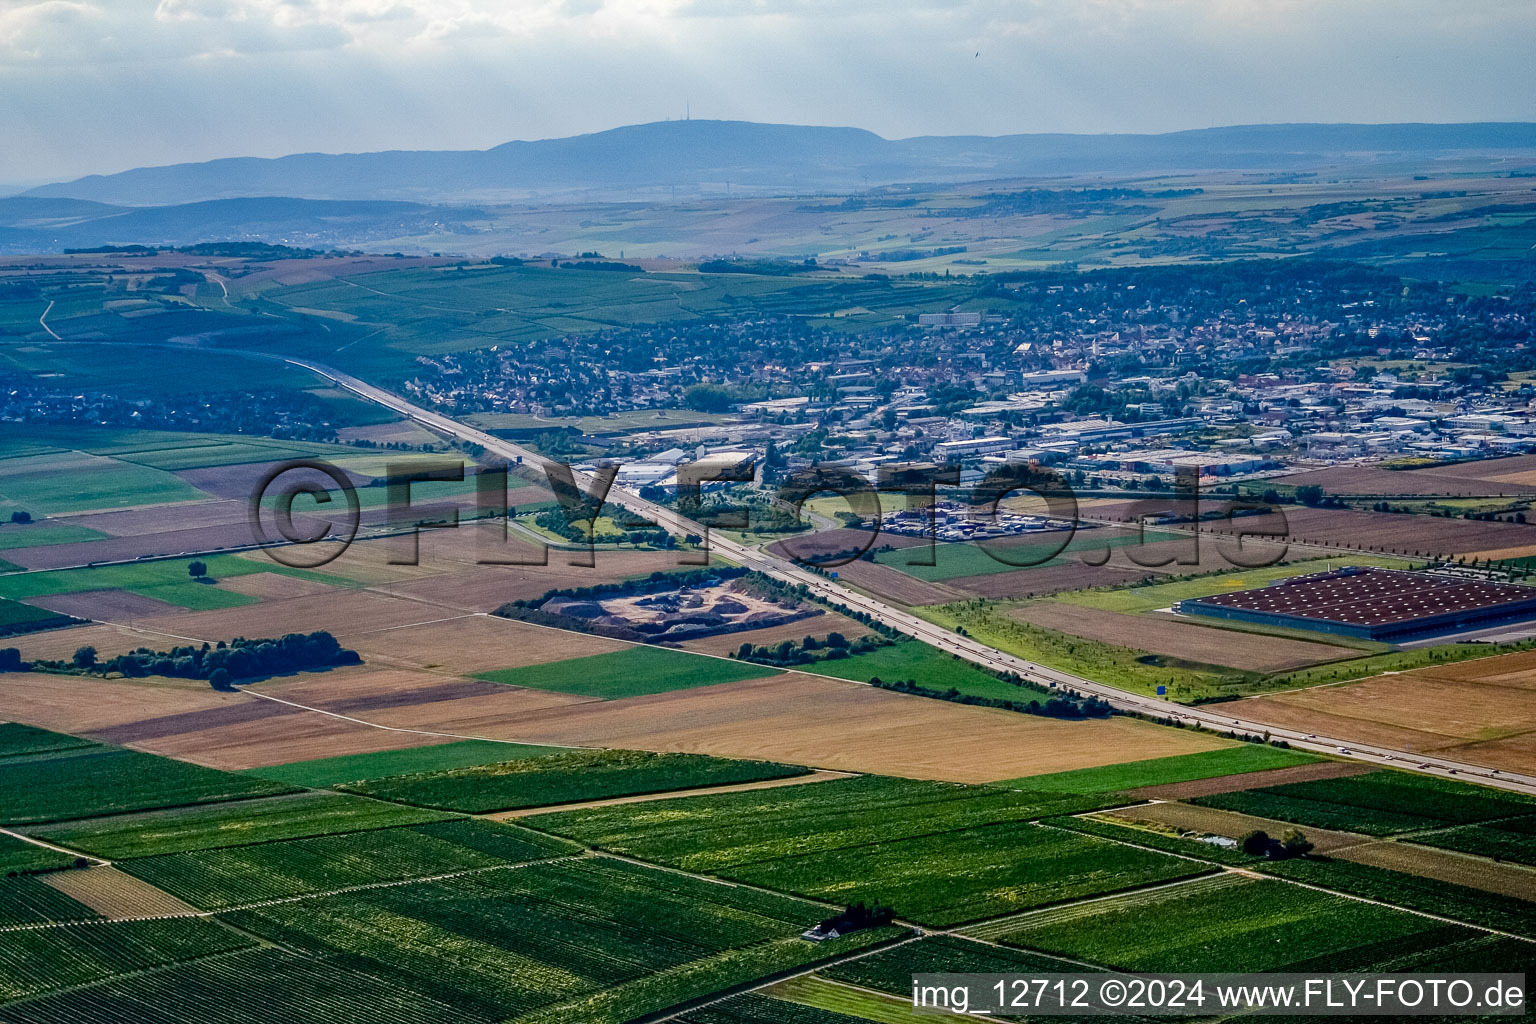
top-left (3, 0), bottom-right (1533, 187)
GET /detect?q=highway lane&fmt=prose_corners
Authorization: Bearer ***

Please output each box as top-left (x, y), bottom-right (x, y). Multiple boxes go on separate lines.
top-left (289, 356), bottom-right (1536, 798)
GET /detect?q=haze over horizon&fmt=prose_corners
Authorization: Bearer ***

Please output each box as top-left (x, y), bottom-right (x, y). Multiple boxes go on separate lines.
top-left (3, 0), bottom-right (1534, 188)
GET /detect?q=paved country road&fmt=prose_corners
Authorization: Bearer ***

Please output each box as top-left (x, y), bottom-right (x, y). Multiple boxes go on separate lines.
top-left (288, 356), bottom-right (1536, 799)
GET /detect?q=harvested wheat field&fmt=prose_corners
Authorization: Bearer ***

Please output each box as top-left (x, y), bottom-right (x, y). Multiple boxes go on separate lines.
top-left (1012, 603), bottom-right (1351, 672)
top-left (216, 572), bottom-right (339, 600)
top-left (7, 622), bottom-right (172, 662)
top-left (41, 867), bottom-right (200, 918)
top-left (403, 672), bottom-right (1233, 783)
top-left (258, 666), bottom-right (593, 730)
top-left (139, 702), bottom-right (463, 770)
top-left (1125, 760), bottom-right (1373, 800)
top-left (140, 589), bottom-right (445, 642)
top-left (342, 614), bottom-right (629, 675)
top-left (950, 563), bottom-right (1154, 599)
top-left (1337, 840), bottom-right (1536, 900)
top-left (679, 612), bottom-right (872, 656)
top-left (1412, 649), bottom-right (1536, 688)
top-left (1241, 658), bottom-right (1536, 773)
top-left (1100, 802), bottom-right (1366, 854)
top-left (0, 672), bottom-right (237, 736)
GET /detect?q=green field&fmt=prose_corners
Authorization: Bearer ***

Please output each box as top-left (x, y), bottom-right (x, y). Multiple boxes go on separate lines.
top-left (993, 744), bottom-right (1318, 793)
top-left (30, 792), bottom-right (457, 859)
top-left (0, 947), bottom-right (470, 1024)
top-left (0, 451), bottom-right (208, 515)
top-left (680, 991), bottom-right (877, 1024)
top-left (220, 857), bottom-right (901, 1024)
top-left (0, 341), bottom-right (328, 399)
top-left (244, 739), bottom-right (565, 788)
top-left (820, 934), bottom-right (1092, 996)
top-left (0, 553), bottom-right (352, 611)
top-left (0, 917), bottom-right (255, 1004)
top-left (0, 742), bottom-right (295, 825)
top-left (0, 599), bottom-right (77, 636)
top-left (0, 723), bottom-right (97, 759)
top-left (0, 522), bottom-right (106, 551)
top-left (803, 639), bottom-right (1030, 701)
top-left (728, 817), bottom-right (1209, 927)
top-left (338, 749), bottom-right (808, 813)
top-left (981, 874), bottom-right (1486, 973)
top-left (1053, 814), bottom-right (1536, 937)
top-left (122, 818), bottom-right (575, 910)
top-left (1409, 817), bottom-right (1536, 866)
top-left (0, 832), bottom-right (77, 874)
top-left (531, 775), bottom-right (1185, 926)
top-left (873, 530), bottom-right (1177, 582)
top-left (1193, 769), bottom-right (1536, 836)
top-left (755, 978), bottom-right (924, 1023)
top-left (475, 644), bottom-right (781, 699)
top-left (0, 875), bottom-right (99, 927)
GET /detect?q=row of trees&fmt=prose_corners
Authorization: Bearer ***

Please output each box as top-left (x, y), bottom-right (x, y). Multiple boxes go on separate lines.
top-left (731, 630), bottom-right (889, 667)
top-left (1240, 828), bottom-right (1314, 859)
top-left (871, 676), bottom-right (1114, 720)
top-left (4, 631), bottom-right (360, 690)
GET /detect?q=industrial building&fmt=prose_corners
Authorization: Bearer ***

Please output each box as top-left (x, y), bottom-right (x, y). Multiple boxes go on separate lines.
top-left (1178, 566), bottom-right (1536, 642)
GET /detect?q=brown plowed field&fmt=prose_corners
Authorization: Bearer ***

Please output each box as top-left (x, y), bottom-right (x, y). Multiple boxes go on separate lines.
top-left (5, 521), bottom-right (277, 571)
top-left (768, 528), bottom-right (924, 565)
top-left (818, 559), bottom-right (956, 606)
top-left (379, 671), bottom-right (1232, 783)
top-left (92, 700), bottom-right (304, 745)
top-left (1085, 501), bottom-right (1536, 559)
top-left (142, 705), bottom-right (462, 770)
top-left (1339, 840), bottom-right (1536, 900)
top-left (28, 589), bottom-right (187, 620)
top-left (54, 500), bottom-right (249, 538)
top-left (950, 564), bottom-right (1154, 599)
top-left (41, 867), bottom-right (200, 918)
top-left (1124, 760), bottom-right (1373, 800)
top-left (259, 666), bottom-right (591, 720)
top-left (1011, 603), bottom-right (1353, 672)
top-left (1272, 462), bottom-right (1536, 496)
top-left (174, 460), bottom-right (372, 500)
top-left (341, 614), bottom-right (628, 675)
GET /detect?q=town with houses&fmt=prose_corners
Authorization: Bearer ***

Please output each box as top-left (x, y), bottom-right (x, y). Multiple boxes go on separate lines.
top-left (380, 265), bottom-right (1536, 505)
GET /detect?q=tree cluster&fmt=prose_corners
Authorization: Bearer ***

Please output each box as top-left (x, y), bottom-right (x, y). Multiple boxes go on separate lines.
top-left (5, 631), bottom-right (361, 690)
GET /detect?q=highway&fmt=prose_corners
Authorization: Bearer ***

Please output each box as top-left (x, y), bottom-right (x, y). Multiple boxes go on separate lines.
top-left (290, 357), bottom-right (1536, 798)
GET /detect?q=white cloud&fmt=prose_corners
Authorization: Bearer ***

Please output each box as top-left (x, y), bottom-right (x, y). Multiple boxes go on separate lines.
top-left (0, 0), bottom-right (1532, 185)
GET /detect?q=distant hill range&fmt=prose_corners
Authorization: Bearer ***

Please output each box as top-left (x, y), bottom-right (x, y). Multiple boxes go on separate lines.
top-left (23, 120), bottom-right (1536, 206)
